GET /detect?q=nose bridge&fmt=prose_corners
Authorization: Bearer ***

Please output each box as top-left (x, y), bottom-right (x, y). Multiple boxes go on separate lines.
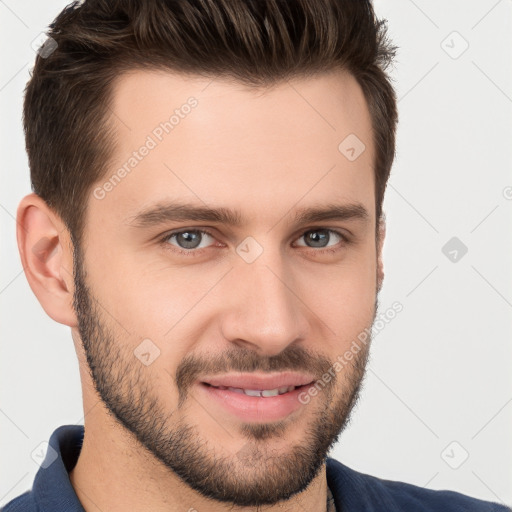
top-left (221, 242), bottom-right (307, 353)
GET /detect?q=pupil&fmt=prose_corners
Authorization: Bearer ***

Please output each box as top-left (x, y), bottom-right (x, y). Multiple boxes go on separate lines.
top-left (307, 230), bottom-right (329, 248)
top-left (178, 231), bottom-right (201, 249)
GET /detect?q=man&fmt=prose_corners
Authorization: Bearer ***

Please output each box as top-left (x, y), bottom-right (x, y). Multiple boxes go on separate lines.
top-left (2, 0), bottom-right (509, 511)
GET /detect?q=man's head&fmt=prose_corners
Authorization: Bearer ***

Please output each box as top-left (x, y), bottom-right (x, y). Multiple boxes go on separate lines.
top-left (17, 0), bottom-right (397, 508)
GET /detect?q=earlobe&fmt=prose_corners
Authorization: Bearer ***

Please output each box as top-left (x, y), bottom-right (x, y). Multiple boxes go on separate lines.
top-left (16, 193), bottom-right (78, 327)
top-left (376, 214), bottom-right (386, 292)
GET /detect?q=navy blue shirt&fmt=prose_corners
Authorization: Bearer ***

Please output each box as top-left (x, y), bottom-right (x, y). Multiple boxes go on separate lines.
top-left (2, 425), bottom-right (510, 511)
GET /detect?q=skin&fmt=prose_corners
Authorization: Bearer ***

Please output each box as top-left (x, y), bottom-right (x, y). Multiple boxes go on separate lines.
top-left (17, 68), bottom-right (385, 512)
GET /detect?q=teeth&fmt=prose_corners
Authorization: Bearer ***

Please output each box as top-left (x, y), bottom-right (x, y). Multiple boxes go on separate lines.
top-left (244, 389), bottom-right (262, 397)
top-left (227, 387), bottom-right (245, 394)
top-left (214, 385), bottom-right (296, 396)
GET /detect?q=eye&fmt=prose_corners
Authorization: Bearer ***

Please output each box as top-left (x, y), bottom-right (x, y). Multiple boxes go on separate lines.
top-left (294, 228), bottom-right (347, 251)
top-left (161, 229), bottom-right (217, 256)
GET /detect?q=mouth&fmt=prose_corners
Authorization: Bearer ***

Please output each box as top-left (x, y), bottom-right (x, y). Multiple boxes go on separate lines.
top-left (196, 372), bottom-right (317, 422)
top-left (200, 371), bottom-right (316, 391)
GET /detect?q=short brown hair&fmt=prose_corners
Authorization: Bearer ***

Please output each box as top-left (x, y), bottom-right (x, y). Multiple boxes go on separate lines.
top-left (23, 0), bottom-right (398, 246)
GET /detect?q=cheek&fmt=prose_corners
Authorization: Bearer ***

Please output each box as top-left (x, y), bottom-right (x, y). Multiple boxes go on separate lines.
top-left (84, 239), bottom-right (205, 340)
top-left (298, 247), bottom-right (377, 326)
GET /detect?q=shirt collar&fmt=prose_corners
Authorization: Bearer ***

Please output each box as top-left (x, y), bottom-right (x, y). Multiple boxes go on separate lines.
top-left (33, 424), bottom-right (85, 512)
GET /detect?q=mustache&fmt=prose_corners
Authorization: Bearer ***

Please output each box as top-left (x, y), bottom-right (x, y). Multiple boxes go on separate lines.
top-left (174, 344), bottom-right (335, 405)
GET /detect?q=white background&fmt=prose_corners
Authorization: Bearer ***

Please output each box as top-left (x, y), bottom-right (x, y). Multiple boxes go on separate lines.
top-left (1, 0), bottom-right (511, 508)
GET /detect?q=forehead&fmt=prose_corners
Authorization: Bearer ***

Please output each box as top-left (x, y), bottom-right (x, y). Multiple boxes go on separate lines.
top-left (88, 68), bottom-right (375, 233)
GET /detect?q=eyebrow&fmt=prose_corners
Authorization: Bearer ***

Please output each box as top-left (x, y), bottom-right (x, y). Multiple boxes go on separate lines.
top-left (127, 201), bottom-right (370, 230)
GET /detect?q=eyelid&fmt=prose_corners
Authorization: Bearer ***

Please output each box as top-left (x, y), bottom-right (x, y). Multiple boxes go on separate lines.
top-left (160, 228), bottom-right (220, 256)
top-left (293, 228), bottom-right (348, 247)
top-left (159, 226), bottom-right (351, 257)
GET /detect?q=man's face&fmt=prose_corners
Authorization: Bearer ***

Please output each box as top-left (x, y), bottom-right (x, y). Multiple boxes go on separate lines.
top-left (73, 69), bottom-right (381, 507)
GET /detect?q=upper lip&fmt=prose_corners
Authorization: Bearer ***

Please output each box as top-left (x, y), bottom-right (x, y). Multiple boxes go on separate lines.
top-left (200, 371), bottom-right (316, 390)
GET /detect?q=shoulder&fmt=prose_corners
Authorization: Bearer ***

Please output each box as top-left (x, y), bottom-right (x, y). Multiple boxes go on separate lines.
top-left (326, 457), bottom-right (511, 512)
top-left (1, 424), bottom-right (85, 512)
top-left (0, 490), bottom-right (38, 512)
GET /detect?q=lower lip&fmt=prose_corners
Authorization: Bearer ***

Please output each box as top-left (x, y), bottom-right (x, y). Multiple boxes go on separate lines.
top-left (197, 383), bottom-right (312, 422)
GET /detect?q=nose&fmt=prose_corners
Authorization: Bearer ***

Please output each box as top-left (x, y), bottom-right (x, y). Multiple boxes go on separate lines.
top-left (219, 250), bottom-right (310, 356)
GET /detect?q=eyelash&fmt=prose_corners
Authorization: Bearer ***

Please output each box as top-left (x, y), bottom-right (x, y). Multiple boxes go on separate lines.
top-left (159, 228), bottom-right (350, 258)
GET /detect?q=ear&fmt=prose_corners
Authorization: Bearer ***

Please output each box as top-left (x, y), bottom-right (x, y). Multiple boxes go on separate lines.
top-left (16, 193), bottom-right (78, 327)
top-left (376, 214), bottom-right (386, 293)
